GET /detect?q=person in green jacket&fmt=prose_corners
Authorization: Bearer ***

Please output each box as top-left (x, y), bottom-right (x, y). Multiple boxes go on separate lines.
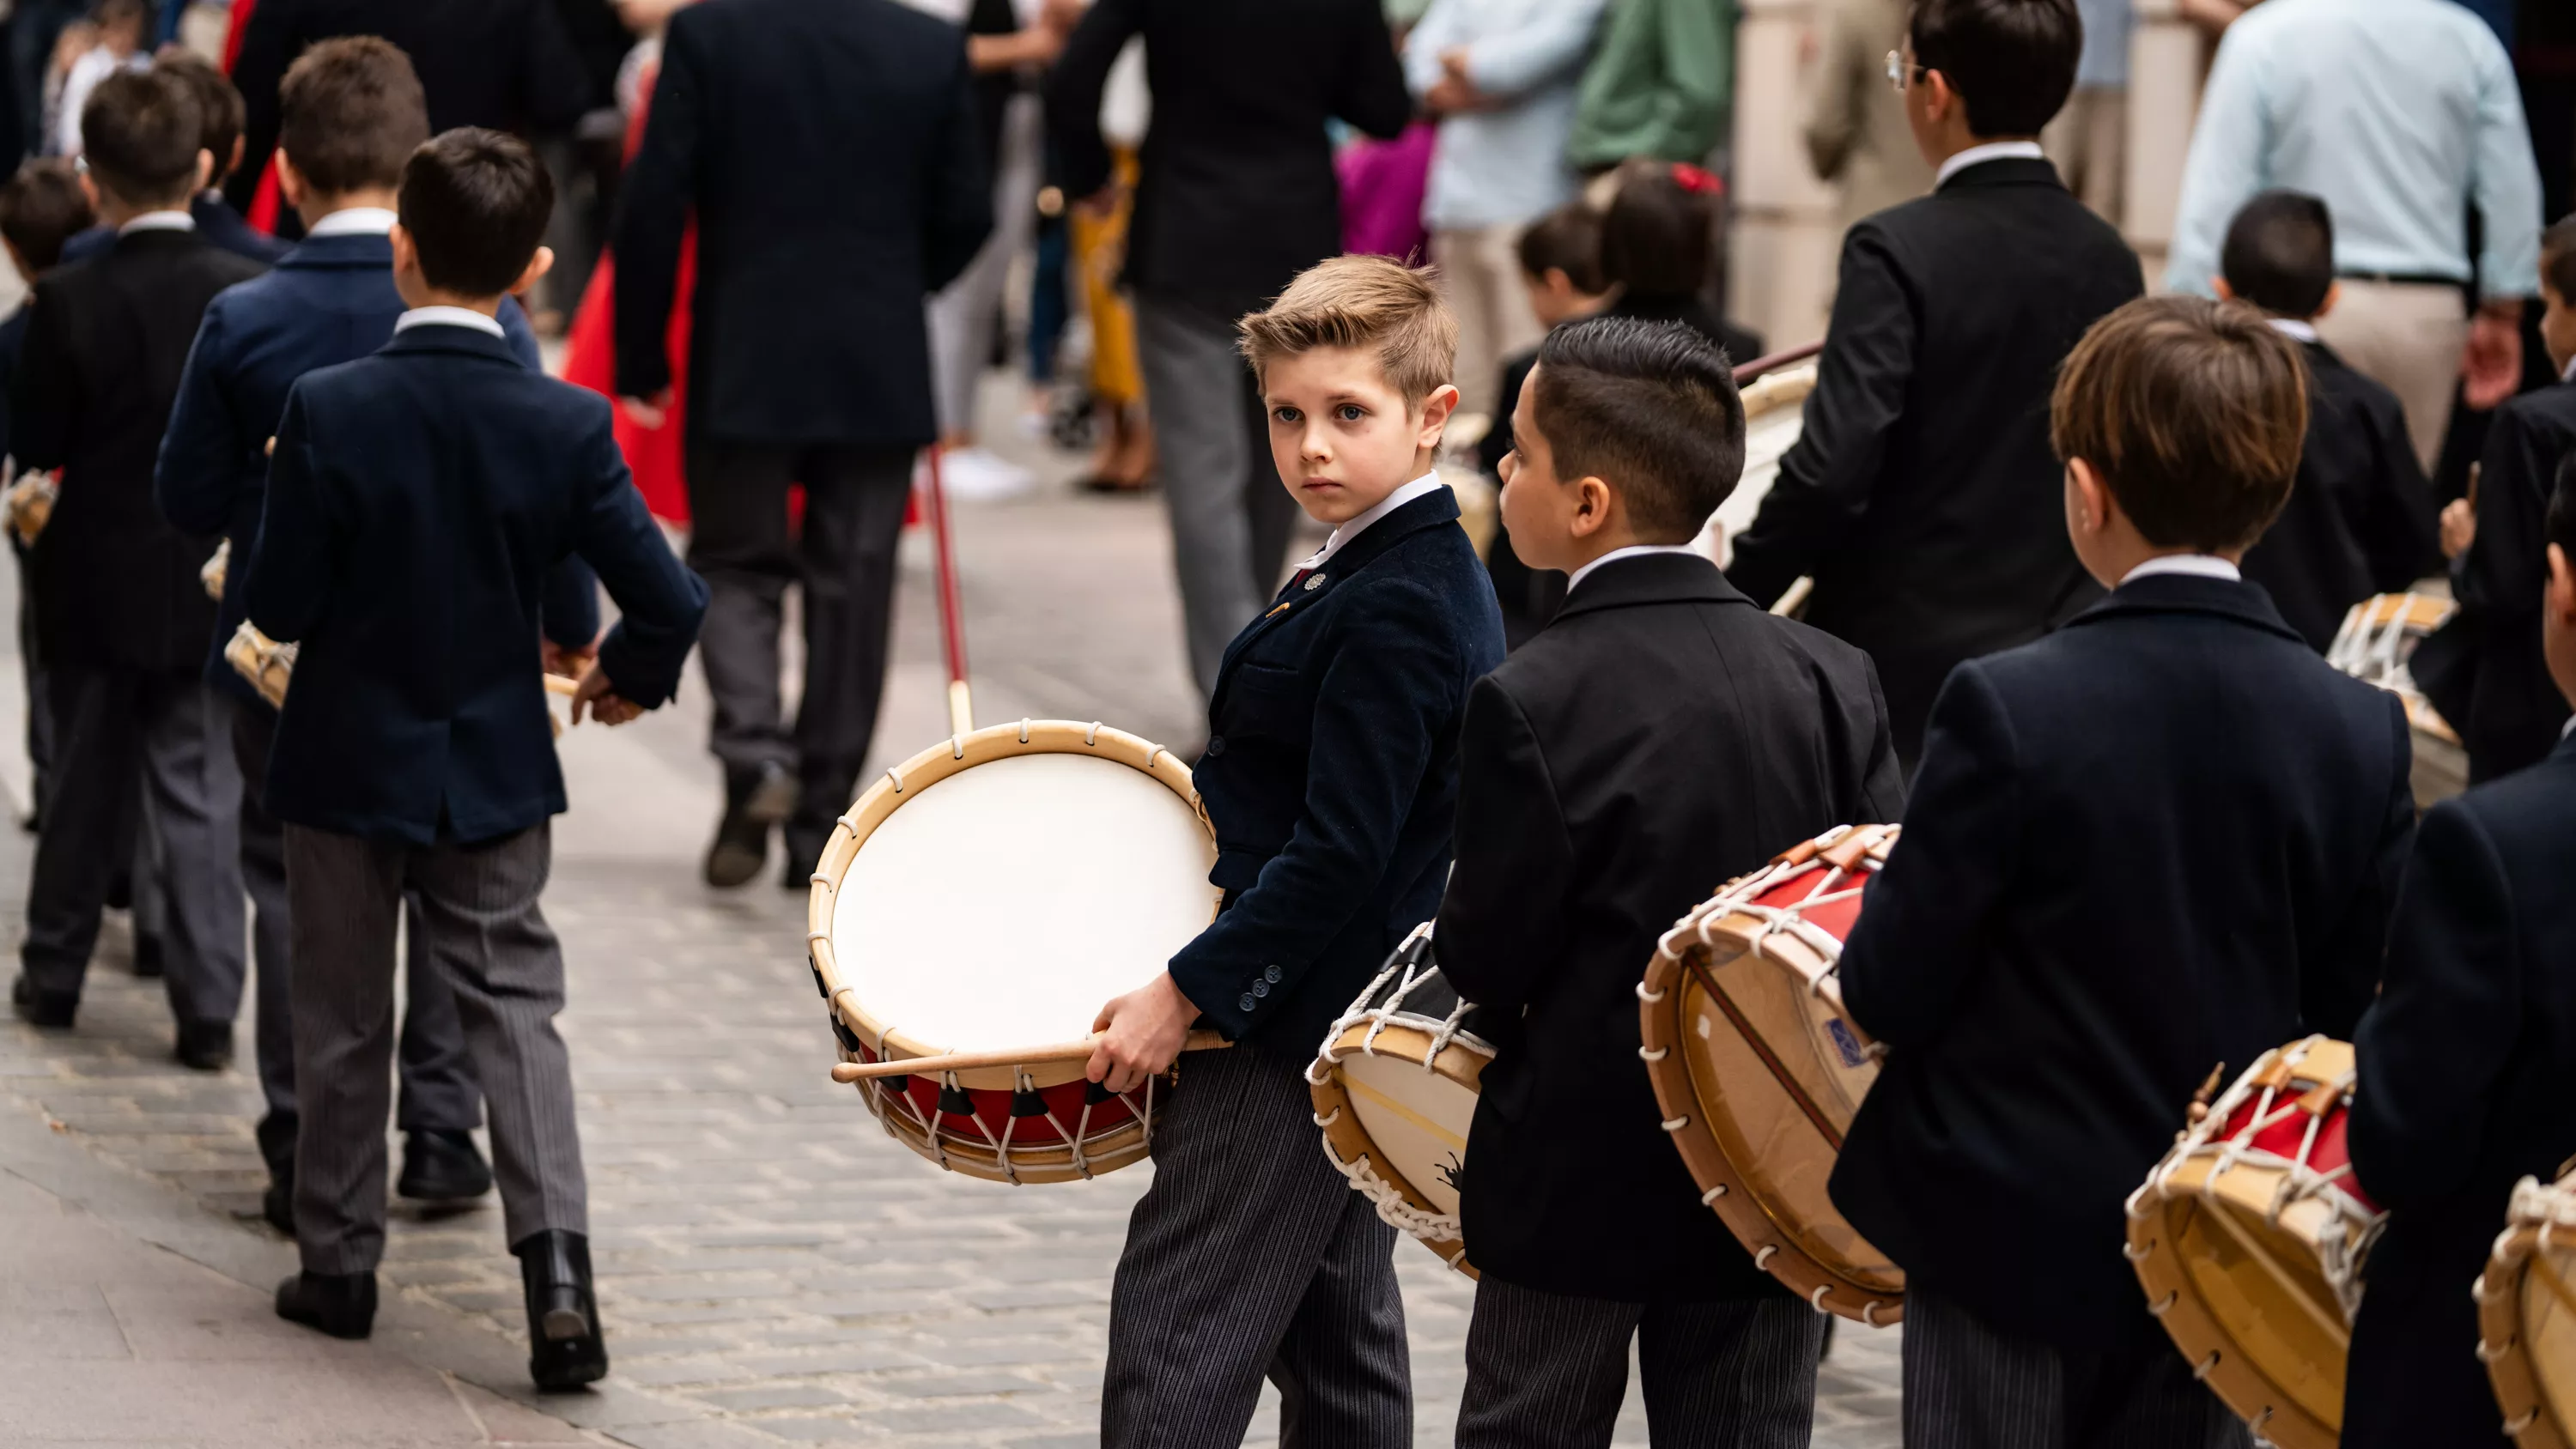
top-left (1566, 0), bottom-right (1732, 170)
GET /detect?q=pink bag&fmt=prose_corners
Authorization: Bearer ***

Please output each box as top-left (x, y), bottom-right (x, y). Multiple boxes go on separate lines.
top-left (1337, 119), bottom-right (1436, 263)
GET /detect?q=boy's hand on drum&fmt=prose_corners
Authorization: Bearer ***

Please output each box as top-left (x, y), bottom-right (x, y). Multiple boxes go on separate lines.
top-left (1088, 973), bottom-right (1200, 1094)
top-left (570, 663), bottom-right (645, 726)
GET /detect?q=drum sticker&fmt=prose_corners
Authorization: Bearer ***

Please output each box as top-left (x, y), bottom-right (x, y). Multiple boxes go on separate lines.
top-left (1437, 1154), bottom-right (1464, 1193)
top-left (1824, 1018), bottom-right (1868, 1070)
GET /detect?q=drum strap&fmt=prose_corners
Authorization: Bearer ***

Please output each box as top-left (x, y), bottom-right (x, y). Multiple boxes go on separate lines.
top-left (1686, 954), bottom-right (1844, 1153)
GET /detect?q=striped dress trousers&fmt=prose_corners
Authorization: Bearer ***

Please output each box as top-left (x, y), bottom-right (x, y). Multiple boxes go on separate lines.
top-left (1901, 1288), bottom-right (2253, 1449)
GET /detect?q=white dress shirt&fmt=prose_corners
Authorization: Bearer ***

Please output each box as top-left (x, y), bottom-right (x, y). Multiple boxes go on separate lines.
top-left (2561, 352), bottom-right (2575, 386)
top-left (2119, 554), bottom-right (2242, 587)
top-left (305, 207), bottom-right (398, 239)
top-left (392, 306), bottom-right (507, 339)
top-left (1566, 543), bottom-right (1704, 596)
top-left (1298, 474), bottom-right (1446, 575)
top-left (2267, 318), bottom-right (2321, 345)
top-left (1934, 140), bottom-right (2045, 189)
top-left (118, 209), bottom-right (196, 235)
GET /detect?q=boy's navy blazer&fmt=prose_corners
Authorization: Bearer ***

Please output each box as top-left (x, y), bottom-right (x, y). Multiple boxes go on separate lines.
top-left (2344, 731), bottom-right (2576, 1449)
top-left (1170, 486), bottom-right (1504, 1058)
top-left (1437, 551), bottom-right (1904, 1303)
top-left (244, 322), bottom-right (708, 846)
top-left (61, 193), bottom-right (289, 267)
top-left (155, 231), bottom-right (587, 711)
top-left (1827, 572), bottom-right (2416, 1349)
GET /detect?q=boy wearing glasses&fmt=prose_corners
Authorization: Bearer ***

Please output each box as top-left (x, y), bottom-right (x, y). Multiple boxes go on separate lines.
top-left (1727, 0), bottom-right (2142, 771)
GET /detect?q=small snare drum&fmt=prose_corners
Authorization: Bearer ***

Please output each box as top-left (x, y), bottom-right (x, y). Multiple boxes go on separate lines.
top-left (1638, 822), bottom-right (1903, 1324)
top-left (2327, 591), bottom-right (2466, 803)
top-left (225, 621), bottom-right (297, 710)
top-left (1308, 924), bottom-right (1492, 1275)
top-left (2126, 1036), bottom-right (2386, 1449)
top-left (807, 719), bottom-right (1221, 1185)
top-left (2480, 1167), bottom-right (2576, 1449)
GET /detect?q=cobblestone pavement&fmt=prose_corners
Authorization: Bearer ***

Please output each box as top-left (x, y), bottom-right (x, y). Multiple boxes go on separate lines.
top-left (0, 432), bottom-right (1902, 1446)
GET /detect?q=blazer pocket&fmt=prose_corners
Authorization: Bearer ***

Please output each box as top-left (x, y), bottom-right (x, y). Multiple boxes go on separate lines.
top-left (1219, 661), bottom-right (1310, 743)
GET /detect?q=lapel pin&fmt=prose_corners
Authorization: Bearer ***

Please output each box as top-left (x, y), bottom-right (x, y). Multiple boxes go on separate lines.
top-left (1303, 573), bottom-right (1327, 591)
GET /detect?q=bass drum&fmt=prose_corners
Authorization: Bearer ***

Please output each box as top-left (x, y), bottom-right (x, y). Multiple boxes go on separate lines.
top-left (2480, 1167), bottom-right (2576, 1449)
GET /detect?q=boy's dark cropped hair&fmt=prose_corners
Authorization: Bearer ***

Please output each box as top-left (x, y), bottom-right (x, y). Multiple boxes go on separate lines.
top-left (1531, 317), bottom-right (1746, 538)
top-left (2052, 294), bottom-right (2309, 553)
top-left (398, 128), bottom-right (554, 297)
top-left (1601, 159), bottom-right (1713, 300)
top-left (82, 69), bottom-right (206, 207)
top-left (0, 159), bottom-right (96, 271)
top-left (155, 51), bottom-right (246, 182)
top-left (281, 36), bottom-right (429, 195)
top-left (1516, 201), bottom-right (1606, 295)
top-left (2550, 455), bottom-right (2576, 564)
top-left (2221, 190), bottom-right (2336, 318)
top-left (2544, 215), bottom-right (2576, 302)
top-left (1909, 0), bottom-right (2081, 137)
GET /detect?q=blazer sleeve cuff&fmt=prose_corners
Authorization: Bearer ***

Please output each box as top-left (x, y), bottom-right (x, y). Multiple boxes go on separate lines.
top-left (1166, 937), bottom-right (1284, 1042)
top-left (596, 627), bottom-right (684, 710)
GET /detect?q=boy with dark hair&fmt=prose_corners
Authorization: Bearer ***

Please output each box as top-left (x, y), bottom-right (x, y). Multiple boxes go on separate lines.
top-left (246, 127), bottom-right (706, 1389)
top-left (1728, 0), bottom-right (2142, 767)
top-left (7, 70), bottom-right (263, 1060)
top-left (1479, 200), bottom-right (1611, 646)
top-left (2417, 215), bottom-right (2576, 780)
top-left (1828, 294), bottom-right (2416, 1446)
top-left (63, 51), bottom-right (283, 264)
top-left (2344, 457), bottom-right (2576, 1449)
top-left (1081, 253), bottom-right (1502, 1449)
top-left (2215, 189), bottom-right (2439, 650)
top-left (1438, 314), bottom-right (1900, 1447)
top-left (157, 34), bottom-right (571, 1234)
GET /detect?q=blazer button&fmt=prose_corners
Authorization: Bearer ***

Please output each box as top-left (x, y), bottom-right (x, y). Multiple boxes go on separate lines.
top-left (1205, 737), bottom-right (1227, 758)
top-left (1264, 965), bottom-right (1282, 983)
top-left (1251, 980), bottom-right (1269, 997)
top-left (1238, 992), bottom-right (1257, 1012)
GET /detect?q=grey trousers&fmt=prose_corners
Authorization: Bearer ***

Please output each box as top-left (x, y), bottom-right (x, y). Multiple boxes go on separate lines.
top-left (228, 698), bottom-right (478, 1173)
top-left (1455, 1277), bottom-right (1826, 1449)
top-left (22, 664), bottom-right (244, 1025)
top-left (1133, 296), bottom-right (1302, 699)
top-left (283, 821), bottom-right (584, 1274)
top-left (928, 91), bottom-right (1042, 437)
top-left (1902, 1289), bottom-right (2251, 1449)
top-left (1103, 1046), bottom-right (1411, 1449)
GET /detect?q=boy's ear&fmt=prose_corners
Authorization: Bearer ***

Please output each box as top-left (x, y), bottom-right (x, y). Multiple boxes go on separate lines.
top-left (2549, 543), bottom-right (2576, 621)
top-left (1568, 475), bottom-right (1614, 539)
top-left (2067, 457), bottom-right (2111, 536)
top-left (226, 135), bottom-right (245, 182)
top-left (2316, 279), bottom-right (2340, 321)
top-left (2210, 276), bottom-right (2235, 304)
top-left (193, 149), bottom-right (214, 194)
top-left (76, 170), bottom-right (100, 215)
top-left (274, 149), bottom-right (306, 209)
top-left (1414, 381), bottom-right (1460, 446)
top-left (511, 245), bottom-right (556, 299)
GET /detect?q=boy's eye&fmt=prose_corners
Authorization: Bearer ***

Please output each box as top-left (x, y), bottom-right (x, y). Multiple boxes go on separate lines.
top-left (1336, 404), bottom-right (1366, 422)
top-left (1273, 406), bottom-right (1302, 425)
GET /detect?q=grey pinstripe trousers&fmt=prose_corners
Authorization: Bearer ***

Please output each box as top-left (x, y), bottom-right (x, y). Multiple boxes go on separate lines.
top-left (283, 822), bottom-right (586, 1274)
top-left (1455, 1276), bottom-right (1827, 1449)
top-left (1102, 1045), bottom-right (1412, 1449)
top-left (1901, 1289), bottom-right (2251, 1449)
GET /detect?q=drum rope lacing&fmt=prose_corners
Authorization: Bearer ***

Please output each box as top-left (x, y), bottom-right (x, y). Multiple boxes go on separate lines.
top-left (2476, 1175), bottom-right (2576, 1394)
top-left (830, 1009), bottom-right (1159, 1184)
top-left (1306, 923), bottom-right (1489, 1252)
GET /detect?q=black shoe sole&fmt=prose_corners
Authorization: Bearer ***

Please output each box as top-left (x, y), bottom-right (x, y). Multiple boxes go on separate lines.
top-left (531, 1352), bottom-right (609, 1391)
top-left (702, 835), bottom-right (767, 888)
top-left (397, 1170), bottom-right (494, 1203)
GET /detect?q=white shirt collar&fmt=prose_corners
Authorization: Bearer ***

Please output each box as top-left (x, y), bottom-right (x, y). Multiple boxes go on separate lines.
top-left (392, 305), bottom-right (506, 339)
top-left (1565, 543), bottom-right (1704, 596)
top-left (305, 206), bottom-right (398, 238)
top-left (118, 209), bottom-right (196, 235)
top-left (2119, 554), bottom-right (2242, 586)
top-left (1299, 473), bottom-right (1445, 573)
top-left (2267, 318), bottom-right (2320, 344)
top-left (1935, 140), bottom-right (2046, 189)
top-left (2561, 352), bottom-right (2576, 385)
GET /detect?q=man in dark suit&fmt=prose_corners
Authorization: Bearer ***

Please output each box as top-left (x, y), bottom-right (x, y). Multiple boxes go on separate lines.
top-left (226, 0), bottom-right (590, 224)
top-left (1439, 318), bottom-right (1902, 1447)
top-left (2416, 216), bottom-right (2576, 781)
top-left (1725, 0), bottom-right (2143, 767)
top-left (156, 38), bottom-right (579, 1233)
top-left (1048, 0), bottom-right (1413, 703)
top-left (64, 52), bottom-right (283, 267)
top-left (2214, 191), bottom-right (2440, 651)
top-left (613, 0), bottom-right (992, 889)
top-left (6, 70), bottom-right (264, 1063)
top-left (2343, 462), bottom-right (2576, 1449)
top-left (249, 130), bottom-right (706, 1385)
top-left (1829, 298), bottom-right (2416, 1446)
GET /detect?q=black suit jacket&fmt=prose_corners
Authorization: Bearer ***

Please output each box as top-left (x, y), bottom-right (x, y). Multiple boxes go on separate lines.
top-left (1170, 488), bottom-right (1505, 1057)
top-left (1726, 157), bottom-right (2144, 762)
top-left (1438, 553), bottom-right (1903, 1302)
top-left (2239, 340), bottom-right (2439, 652)
top-left (11, 229), bottom-right (266, 671)
top-left (226, 0), bottom-right (591, 215)
top-left (2345, 732), bottom-right (2576, 1449)
top-left (1829, 573), bottom-right (2415, 1348)
top-left (1046, 0), bottom-right (1411, 324)
top-left (2414, 379), bottom-right (2576, 781)
top-left (246, 324), bottom-right (708, 845)
top-left (613, 0), bottom-right (992, 445)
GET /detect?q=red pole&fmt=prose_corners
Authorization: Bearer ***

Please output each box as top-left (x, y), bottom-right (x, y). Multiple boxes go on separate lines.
top-left (921, 445), bottom-right (974, 736)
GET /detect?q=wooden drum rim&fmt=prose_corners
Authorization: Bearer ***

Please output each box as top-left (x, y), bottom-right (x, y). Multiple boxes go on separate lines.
top-left (2481, 1174), bottom-right (2576, 1449)
top-left (804, 718), bottom-right (1212, 1083)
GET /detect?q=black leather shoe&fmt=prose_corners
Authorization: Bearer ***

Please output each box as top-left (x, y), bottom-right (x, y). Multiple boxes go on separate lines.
top-left (262, 1176), bottom-right (295, 1234)
top-left (173, 1020), bottom-right (234, 1070)
top-left (10, 974), bottom-right (75, 1028)
top-left (398, 1129), bottom-right (494, 1203)
top-left (131, 931), bottom-right (163, 978)
top-left (702, 762), bottom-right (793, 888)
top-left (780, 827), bottom-right (828, 890)
top-left (275, 1270), bottom-right (376, 1339)
top-left (514, 1230), bottom-right (608, 1390)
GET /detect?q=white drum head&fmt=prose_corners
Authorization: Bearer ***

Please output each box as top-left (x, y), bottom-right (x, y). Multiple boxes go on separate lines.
top-left (829, 752), bottom-right (1216, 1052)
top-left (1340, 1052), bottom-right (1476, 1217)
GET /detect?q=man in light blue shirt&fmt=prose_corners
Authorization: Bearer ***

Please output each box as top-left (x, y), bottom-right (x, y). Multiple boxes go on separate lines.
top-left (2042, 0), bottom-right (2132, 222)
top-left (2164, 0), bottom-right (2543, 473)
top-left (1404, 0), bottom-right (1606, 415)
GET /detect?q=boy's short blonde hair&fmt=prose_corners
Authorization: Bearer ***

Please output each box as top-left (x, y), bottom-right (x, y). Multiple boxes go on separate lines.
top-left (1237, 255), bottom-right (1458, 404)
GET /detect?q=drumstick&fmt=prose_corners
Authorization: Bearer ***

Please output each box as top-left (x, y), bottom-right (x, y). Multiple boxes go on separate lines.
top-left (543, 674), bottom-right (580, 697)
top-left (829, 1028), bottom-right (1232, 1082)
top-left (921, 444), bottom-right (975, 737)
